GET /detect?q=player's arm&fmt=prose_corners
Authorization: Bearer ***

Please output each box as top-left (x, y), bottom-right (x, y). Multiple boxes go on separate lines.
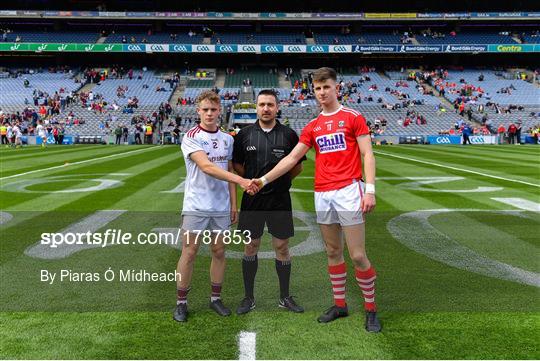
top-left (357, 135), bottom-right (376, 213)
top-left (190, 151), bottom-right (255, 191)
top-left (228, 161), bottom-right (239, 224)
top-left (258, 143), bottom-right (309, 186)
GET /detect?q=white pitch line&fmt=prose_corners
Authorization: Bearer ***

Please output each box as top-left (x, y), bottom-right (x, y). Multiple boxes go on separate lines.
top-left (374, 150), bottom-right (540, 188)
top-left (238, 331), bottom-right (256, 360)
top-left (0, 146), bottom-right (160, 181)
top-left (491, 198), bottom-right (540, 212)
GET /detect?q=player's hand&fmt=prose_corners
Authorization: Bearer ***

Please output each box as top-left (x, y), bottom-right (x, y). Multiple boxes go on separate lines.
top-left (361, 193), bottom-right (376, 214)
top-left (230, 208), bottom-right (238, 224)
top-left (246, 179), bottom-right (262, 195)
top-left (239, 178), bottom-right (259, 195)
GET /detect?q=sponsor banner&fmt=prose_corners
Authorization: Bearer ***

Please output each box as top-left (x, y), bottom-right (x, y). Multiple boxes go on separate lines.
top-left (259, 13), bottom-right (287, 18)
top-left (0, 43), bottom-right (29, 51)
top-left (40, 135), bottom-right (74, 145)
top-left (307, 45), bottom-right (329, 53)
top-left (285, 13), bottom-right (313, 18)
top-left (427, 135), bottom-right (497, 145)
top-left (27, 43), bottom-right (77, 52)
top-left (399, 45), bottom-right (443, 53)
top-left (261, 45), bottom-right (282, 53)
top-left (352, 45), bottom-right (398, 53)
top-left (207, 12), bottom-right (234, 17)
top-left (283, 45), bottom-right (306, 53)
top-left (470, 136), bottom-right (497, 144)
top-left (443, 13), bottom-right (470, 18)
top-left (329, 45), bottom-right (352, 53)
top-left (98, 11), bottom-right (126, 17)
top-left (428, 136), bottom-right (461, 145)
top-left (145, 44), bottom-right (168, 52)
top-left (169, 44), bottom-right (192, 52)
top-left (76, 44), bottom-right (122, 52)
top-left (0, 10), bottom-right (17, 16)
top-left (215, 44), bottom-right (238, 53)
top-left (488, 44), bottom-right (536, 52)
top-left (127, 12), bottom-right (153, 17)
top-left (238, 44), bottom-right (261, 53)
top-left (192, 44), bottom-right (215, 53)
top-left (417, 13), bottom-right (443, 18)
top-left (124, 44), bottom-right (145, 52)
top-left (444, 44), bottom-right (488, 52)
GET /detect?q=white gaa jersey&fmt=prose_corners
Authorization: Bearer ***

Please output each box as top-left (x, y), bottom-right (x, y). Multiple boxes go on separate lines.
top-left (36, 124), bottom-right (46, 137)
top-left (181, 125), bottom-right (233, 216)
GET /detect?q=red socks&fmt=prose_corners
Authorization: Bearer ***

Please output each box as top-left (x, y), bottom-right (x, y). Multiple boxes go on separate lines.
top-left (355, 266), bottom-right (377, 311)
top-left (328, 263), bottom-right (347, 307)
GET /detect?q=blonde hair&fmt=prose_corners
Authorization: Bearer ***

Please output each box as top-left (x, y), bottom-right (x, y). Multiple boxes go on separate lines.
top-left (196, 90), bottom-right (220, 106)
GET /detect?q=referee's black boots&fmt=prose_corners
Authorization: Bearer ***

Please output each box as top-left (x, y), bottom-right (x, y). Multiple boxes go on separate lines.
top-left (278, 296), bottom-right (304, 313)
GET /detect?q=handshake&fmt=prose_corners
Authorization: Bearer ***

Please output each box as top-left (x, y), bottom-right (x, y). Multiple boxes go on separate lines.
top-left (239, 178), bottom-right (265, 195)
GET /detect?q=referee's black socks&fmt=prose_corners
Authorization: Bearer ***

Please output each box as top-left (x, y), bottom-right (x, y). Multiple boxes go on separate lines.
top-left (275, 259), bottom-right (291, 299)
top-left (242, 254), bottom-right (258, 299)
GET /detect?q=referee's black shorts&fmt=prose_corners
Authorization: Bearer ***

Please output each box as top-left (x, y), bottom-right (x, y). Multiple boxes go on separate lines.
top-left (238, 191), bottom-right (294, 240)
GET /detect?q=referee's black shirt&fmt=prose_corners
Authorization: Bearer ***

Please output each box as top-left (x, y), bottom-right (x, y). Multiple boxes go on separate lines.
top-left (233, 119), bottom-right (305, 194)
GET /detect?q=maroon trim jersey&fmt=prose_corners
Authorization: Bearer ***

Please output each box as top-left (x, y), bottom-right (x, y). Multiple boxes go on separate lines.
top-left (299, 106), bottom-right (369, 192)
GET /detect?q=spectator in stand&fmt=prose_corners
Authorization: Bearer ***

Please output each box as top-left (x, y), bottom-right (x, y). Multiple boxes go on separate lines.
top-left (497, 124), bottom-right (506, 144)
top-left (507, 122), bottom-right (517, 144)
top-left (516, 120), bottom-right (522, 145)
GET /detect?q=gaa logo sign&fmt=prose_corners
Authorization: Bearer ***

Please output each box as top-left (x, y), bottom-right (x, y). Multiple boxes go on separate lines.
top-left (309, 45), bottom-right (326, 53)
top-left (435, 137), bottom-right (451, 144)
top-left (218, 45), bottom-right (234, 52)
top-left (149, 44), bottom-right (167, 52)
top-left (263, 45), bottom-right (279, 52)
top-left (172, 45), bottom-right (190, 52)
top-left (127, 44), bottom-right (144, 52)
top-left (195, 45), bottom-right (212, 52)
top-left (285, 45), bottom-right (303, 52)
top-left (332, 45), bottom-right (348, 52)
top-left (240, 45), bottom-right (257, 52)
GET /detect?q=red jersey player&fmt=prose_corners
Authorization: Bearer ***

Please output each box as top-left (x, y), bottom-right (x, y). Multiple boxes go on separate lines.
top-left (251, 67), bottom-right (381, 332)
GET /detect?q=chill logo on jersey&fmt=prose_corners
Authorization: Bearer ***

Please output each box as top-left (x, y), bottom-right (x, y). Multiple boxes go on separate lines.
top-left (316, 132), bottom-right (346, 153)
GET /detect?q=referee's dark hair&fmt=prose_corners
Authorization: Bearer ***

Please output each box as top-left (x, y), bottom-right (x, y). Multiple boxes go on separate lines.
top-left (257, 89), bottom-right (279, 104)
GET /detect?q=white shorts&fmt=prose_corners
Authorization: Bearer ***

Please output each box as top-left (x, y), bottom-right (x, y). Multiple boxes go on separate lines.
top-left (181, 215), bottom-right (230, 232)
top-left (314, 180), bottom-right (365, 226)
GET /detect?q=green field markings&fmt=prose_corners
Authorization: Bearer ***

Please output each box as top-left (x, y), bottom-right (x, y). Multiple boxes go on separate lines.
top-left (0, 145), bottom-right (142, 171)
top-left (375, 151), bottom-right (540, 188)
top-left (389, 144), bottom-right (539, 169)
top-left (0, 144), bottom-right (109, 161)
top-left (0, 311), bottom-right (249, 359)
top-left (387, 209), bottom-right (540, 287)
top-left (491, 197), bottom-right (540, 212)
top-left (1, 311), bottom-right (536, 359)
top-left (0, 146), bottom-right (161, 180)
top-left (428, 211), bottom-right (539, 273)
top-left (1, 148), bottom-right (179, 211)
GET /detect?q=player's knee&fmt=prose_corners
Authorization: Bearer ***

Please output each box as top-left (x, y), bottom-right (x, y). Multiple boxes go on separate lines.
top-left (211, 245), bottom-right (226, 260)
top-left (244, 241), bottom-right (260, 256)
top-left (350, 252), bottom-right (369, 268)
top-left (325, 244), bottom-right (342, 259)
top-left (274, 240), bottom-right (290, 258)
top-left (181, 247), bottom-right (198, 264)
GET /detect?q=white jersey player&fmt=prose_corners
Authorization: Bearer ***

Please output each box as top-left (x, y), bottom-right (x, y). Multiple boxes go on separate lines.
top-left (36, 120), bottom-right (47, 147)
top-left (173, 90), bottom-right (258, 323)
top-left (12, 123), bottom-right (22, 148)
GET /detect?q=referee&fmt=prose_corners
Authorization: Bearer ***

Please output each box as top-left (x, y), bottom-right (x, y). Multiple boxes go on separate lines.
top-left (233, 89), bottom-right (306, 314)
